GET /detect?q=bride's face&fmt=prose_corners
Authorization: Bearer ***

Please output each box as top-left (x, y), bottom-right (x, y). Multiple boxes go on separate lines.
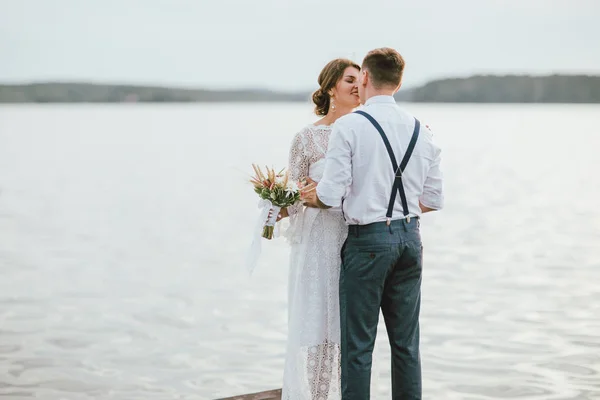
top-left (331, 66), bottom-right (360, 109)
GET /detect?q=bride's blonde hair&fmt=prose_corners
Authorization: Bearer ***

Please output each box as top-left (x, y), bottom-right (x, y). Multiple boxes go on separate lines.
top-left (312, 58), bottom-right (360, 116)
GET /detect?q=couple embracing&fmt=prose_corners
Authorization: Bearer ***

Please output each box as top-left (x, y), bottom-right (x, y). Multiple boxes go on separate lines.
top-left (275, 47), bottom-right (444, 400)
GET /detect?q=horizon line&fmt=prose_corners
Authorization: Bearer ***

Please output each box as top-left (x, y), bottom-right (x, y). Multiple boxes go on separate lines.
top-left (1, 72), bottom-right (599, 93)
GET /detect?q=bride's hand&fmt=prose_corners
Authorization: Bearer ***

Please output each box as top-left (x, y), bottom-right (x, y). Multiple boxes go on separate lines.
top-left (268, 207), bottom-right (289, 223)
top-left (276, 207), bottom-right (289, 222)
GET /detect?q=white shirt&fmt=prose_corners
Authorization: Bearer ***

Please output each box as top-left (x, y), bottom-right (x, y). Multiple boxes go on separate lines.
top-left (316, 95), bottom-right (444, 225)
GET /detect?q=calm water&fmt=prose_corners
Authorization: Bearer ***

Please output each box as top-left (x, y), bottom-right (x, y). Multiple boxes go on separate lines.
top-left (0, 103), bottom-right (599, 400)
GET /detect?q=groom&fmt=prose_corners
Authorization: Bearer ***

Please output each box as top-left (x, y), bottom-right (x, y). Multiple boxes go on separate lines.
top-left (302, 47), bottom-right (444, 399)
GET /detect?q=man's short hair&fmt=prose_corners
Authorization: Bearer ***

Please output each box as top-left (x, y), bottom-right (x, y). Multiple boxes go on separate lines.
top-left (362, 48), bottom-right (405, 89)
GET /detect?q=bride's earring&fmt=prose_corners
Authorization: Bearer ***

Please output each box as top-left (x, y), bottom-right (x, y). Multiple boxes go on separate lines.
top-left (330, 96), bottom-right (336, 113)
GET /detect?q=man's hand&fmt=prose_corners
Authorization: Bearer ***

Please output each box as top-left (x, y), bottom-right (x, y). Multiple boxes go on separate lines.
top-left (300, 177), bottom-right (319, 208)
top-left (300, 177), bottom-right (331, 209)
top-left (419, 201), bottom-right (437, 214)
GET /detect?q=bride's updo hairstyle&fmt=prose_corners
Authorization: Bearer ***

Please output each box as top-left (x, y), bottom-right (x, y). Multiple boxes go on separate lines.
top-left (312, 58), bottom-right (360, 116)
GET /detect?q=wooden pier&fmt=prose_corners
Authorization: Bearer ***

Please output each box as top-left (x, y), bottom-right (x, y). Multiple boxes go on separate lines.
top-left (215, 388), bottom-right (282, 400)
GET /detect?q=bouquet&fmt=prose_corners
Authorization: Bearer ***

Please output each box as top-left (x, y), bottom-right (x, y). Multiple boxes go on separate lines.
top-left (250, 164), bottom-right (301, 239)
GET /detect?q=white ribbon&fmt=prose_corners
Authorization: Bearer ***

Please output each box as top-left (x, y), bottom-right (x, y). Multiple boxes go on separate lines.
top-left (245, 199), bottom-right (281, 276)
top-left (265, 203), bottom-right (281, 228)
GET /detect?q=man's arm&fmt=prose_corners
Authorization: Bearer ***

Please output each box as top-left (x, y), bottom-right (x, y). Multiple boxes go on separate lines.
top-left (419, 140), bottom-right (444, 212)
top-left (302, 121), bottom-right (353, 208)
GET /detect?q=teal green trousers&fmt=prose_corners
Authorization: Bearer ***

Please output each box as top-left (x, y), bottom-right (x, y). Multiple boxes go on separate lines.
top-left (340, 218), bottom-right (423, 400)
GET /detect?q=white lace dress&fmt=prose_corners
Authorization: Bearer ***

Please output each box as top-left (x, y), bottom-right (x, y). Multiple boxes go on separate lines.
top-left (281, 124), bottom-right (348, 400)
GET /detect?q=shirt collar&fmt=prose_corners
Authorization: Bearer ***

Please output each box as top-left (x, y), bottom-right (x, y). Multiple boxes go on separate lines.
top-left (364, 95), bottom-right (396, 106)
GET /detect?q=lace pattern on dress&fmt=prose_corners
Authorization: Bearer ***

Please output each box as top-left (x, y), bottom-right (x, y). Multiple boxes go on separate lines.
top-left (286, 125), bottom-right (332, 217)
top-left (282, 124), bottom-right (348, 400)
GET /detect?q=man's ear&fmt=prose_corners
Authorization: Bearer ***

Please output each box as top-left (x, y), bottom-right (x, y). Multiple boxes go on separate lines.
top-left (394, 80), bottom-right (402, 94)
top-left (362, 70), bottom-right (369, 87)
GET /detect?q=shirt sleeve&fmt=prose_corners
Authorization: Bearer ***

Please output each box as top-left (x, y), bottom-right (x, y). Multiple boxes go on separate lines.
top-left (316, 121), bottom-right (353, 208)
top-left (286, 130), bottom-right (309, 216)
top-left (419, 139), bottom-right (444, 210)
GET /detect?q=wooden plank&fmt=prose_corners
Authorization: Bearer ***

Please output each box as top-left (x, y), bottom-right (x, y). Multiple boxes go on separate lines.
top-left (215, 389), bottom-right (282, 400)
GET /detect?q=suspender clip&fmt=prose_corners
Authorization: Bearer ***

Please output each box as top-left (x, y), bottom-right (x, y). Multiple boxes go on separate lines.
top-left (395, 167), bottom-right (403, 178)
top-left (386, 218), bottom-right (391, 226)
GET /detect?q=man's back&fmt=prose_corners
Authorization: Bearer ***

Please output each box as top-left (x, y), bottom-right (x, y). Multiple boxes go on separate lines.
top-left (317, 95), bottom-right (443, 225)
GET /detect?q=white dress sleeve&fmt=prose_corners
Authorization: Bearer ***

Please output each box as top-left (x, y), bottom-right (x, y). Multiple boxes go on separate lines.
top-left (286, 129), bottom-right (310, 217)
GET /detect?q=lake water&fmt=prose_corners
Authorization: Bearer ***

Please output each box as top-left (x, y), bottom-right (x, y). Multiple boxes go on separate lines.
top-left (0, 103), bottom-right (599, 399)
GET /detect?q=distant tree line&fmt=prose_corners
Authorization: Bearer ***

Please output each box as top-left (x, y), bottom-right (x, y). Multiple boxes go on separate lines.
top-left (409, 74), bottom-right (600, 103)
top-left (0, 83), bottom-right (308, 103)
top-left (1, 75), bottom-right (599, 103)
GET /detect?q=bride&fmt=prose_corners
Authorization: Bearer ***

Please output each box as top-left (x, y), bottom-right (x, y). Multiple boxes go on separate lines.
top-left (275, 58), bottom-right (361, 400)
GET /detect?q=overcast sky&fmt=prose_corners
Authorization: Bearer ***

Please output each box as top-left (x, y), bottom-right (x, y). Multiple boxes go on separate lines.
top-left (1, 0), bottom-right (599, 90)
